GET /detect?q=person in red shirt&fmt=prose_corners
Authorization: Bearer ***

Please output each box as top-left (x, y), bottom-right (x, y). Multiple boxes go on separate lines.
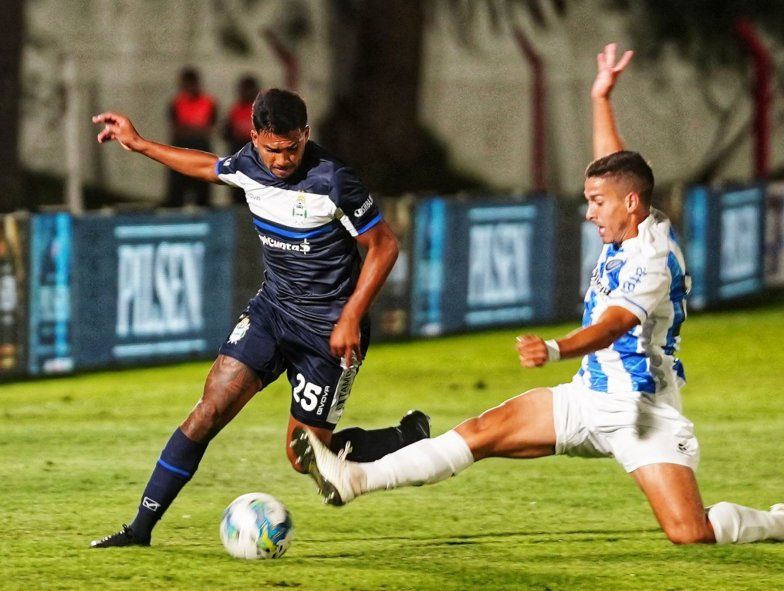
top-left (164, 67), bottom-right (217, 207)
top-left (222, 75), bottom-right (259, 204)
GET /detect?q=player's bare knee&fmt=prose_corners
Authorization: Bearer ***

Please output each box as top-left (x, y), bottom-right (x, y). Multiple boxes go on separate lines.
top-left (455, 415), bottom-right (493, 459)
top-left (663, 523), bottom-right (713, 545)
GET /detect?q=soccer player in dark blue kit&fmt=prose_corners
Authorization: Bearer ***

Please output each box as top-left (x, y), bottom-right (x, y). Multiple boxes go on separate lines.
top-left (90, 89), bottom-right (430, 547)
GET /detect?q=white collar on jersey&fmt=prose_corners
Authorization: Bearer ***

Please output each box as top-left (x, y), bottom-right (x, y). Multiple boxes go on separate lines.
top-left (619, 208), bottom-right (670, 257)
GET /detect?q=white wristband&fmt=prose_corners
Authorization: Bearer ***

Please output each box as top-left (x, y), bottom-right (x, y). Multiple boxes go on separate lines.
top-left (544, 339), bottom-right (560, 362)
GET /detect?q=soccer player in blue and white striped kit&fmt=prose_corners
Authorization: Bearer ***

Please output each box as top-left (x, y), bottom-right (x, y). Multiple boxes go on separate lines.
top-left (293, 44), bottom-right (784, 545)
top-left (89, 89), bottom-right (429, 547)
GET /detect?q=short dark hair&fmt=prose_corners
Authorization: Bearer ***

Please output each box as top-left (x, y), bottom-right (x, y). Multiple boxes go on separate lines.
top-left (585, 151), bottom-right (654, 206)
top-left (252, 88), bottom-right (307, 134)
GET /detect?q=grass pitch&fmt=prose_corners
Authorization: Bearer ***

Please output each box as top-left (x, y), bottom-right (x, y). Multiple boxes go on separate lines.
top-left (3, 300), bottom-right (784, 590)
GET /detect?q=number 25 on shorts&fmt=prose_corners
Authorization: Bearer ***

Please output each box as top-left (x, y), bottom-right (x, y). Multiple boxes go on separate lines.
top-left (292, 373), bottom-right (323, 412)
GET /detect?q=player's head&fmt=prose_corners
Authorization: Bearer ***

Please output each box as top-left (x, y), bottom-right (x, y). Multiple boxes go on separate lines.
top-left (583, 151), bottom-right (654, 244)
top-left (251, 88), bottom-right (310, 179)
top-left (179, 67), bottom-right (201, 95)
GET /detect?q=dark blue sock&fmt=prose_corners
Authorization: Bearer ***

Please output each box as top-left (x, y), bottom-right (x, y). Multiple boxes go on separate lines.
top-left (129, 428), bottom-right (208, 541)
top-left (330, 426), bottom-right (403, 462)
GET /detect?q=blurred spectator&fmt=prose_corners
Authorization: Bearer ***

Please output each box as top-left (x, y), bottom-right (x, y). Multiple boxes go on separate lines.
top-left (164, 67), bottom-right (217, 207)
top-left (222, 75), bottom-right (260, 204)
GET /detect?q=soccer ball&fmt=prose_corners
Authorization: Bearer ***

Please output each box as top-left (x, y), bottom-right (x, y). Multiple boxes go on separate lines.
top-left (219, 493), bottom-right (293, 559)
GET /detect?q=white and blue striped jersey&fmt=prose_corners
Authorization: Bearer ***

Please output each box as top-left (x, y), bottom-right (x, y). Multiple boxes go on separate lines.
top-left (577, 209), bottom-right (689, 395)
top-left (216, 142), bottom-right (382, 336)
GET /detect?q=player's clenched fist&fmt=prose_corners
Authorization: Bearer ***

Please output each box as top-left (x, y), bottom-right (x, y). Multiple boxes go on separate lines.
top-left (516, 335), bottom-right (548, 368)
top-left (92, 112), bottom-right (144, 152)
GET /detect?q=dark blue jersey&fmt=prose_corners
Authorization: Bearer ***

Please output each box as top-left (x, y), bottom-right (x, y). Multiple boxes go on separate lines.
top-left (216, 142), bottom-right (382, 336)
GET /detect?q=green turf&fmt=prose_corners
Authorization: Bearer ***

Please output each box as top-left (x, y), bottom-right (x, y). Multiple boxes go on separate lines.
top-left (3, 302), bottom-right (784, 590)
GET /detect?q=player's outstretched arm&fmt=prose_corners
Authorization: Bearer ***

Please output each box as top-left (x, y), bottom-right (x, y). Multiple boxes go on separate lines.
top-left (517, 306), bottom-right (638, 367)
top-left (329, 220), bottom-right (399, 366)
top-left (591, 43), bottom-right (633, 160)
top-left (92, 112), bottom-right (221, 183)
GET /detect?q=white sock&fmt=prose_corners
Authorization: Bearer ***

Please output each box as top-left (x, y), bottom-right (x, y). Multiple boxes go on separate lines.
top-left (359, 430), bottom-right (474, 493)
top-left (708, 502), bottom-right (784, 544)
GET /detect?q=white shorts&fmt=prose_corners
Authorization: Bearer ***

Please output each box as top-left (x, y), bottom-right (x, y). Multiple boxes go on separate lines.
top-left (551, 379), bottom-right (700, 473)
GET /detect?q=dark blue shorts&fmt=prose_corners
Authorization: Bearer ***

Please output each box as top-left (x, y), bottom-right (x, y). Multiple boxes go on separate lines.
top-left (218, 297), bottom-right (370, 429)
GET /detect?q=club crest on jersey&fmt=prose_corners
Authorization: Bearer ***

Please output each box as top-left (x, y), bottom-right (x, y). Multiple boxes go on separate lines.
top-left (228, 316), bottom-right (251, 344)
top-left (292, 193), bottom-right (308, 225)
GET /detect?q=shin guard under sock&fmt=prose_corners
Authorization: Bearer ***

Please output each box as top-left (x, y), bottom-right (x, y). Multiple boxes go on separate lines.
top-left (330, 426), bottom-right (404, 462)
top-left (360, 430), bottom-right (475, 492)
top-left (708, 502), bottom-right (784, 544)
top-left (129, 428), bottom-right (208, 541)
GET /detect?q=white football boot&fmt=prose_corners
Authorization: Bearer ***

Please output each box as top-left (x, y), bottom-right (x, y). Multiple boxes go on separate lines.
top-left (291, 427), bottom-right (362, 506)
top-left (769, 504), bottom-right (784, 540)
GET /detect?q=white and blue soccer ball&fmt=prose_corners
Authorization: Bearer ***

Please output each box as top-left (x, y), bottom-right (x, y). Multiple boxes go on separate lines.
top-left (220, 493), bottom-right (293, 559)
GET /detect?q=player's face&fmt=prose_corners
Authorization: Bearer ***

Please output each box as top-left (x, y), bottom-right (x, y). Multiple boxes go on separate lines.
top-left (584, 175), bottom-right (636, 244)
top-left (252, 127), bottom-right (310, 179)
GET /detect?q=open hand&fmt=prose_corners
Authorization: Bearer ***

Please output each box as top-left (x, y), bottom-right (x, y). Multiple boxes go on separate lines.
top-left (591, 43), bottom-right (633, 100)
top-left (92, 112), bottom-right (144, 152)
